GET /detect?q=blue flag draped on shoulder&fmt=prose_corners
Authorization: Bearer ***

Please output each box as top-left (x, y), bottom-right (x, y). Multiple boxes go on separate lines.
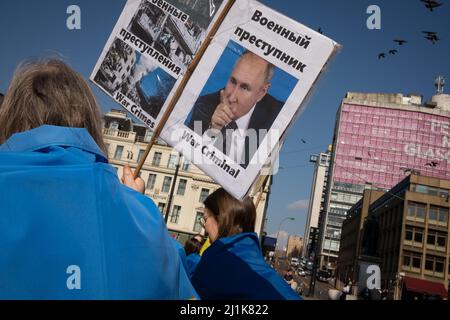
top-left (0, 125), bottom-right (197, 300)
top-left (191, 232), bottom-right (301, 300)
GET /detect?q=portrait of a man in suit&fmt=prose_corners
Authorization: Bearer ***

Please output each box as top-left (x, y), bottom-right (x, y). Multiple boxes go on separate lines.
top-left (185, 50), bottom-right (283, 168)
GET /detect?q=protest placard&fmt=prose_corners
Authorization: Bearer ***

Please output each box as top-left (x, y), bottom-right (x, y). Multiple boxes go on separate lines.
top-left (90, 0), bottom-right (227, 128)
top-left (159, 0), bottom-right (340, 199)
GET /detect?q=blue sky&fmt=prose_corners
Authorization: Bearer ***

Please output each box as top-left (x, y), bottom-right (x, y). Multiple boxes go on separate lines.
top-left (1, 1), bottom-right (449, 240)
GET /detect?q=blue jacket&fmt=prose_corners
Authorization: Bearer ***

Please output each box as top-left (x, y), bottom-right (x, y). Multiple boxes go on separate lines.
top-left (0, 125), bottom-right (197, 300)
top-left (172, 238), bottom-right (189, 273)
top-left (186, 253), bottom-right (201, 279)
top-left (191, 232), bottom-right (301, 300)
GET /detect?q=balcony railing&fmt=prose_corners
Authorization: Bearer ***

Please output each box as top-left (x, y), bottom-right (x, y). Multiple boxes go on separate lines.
top-left (103, 128), bottom-right (136, 141)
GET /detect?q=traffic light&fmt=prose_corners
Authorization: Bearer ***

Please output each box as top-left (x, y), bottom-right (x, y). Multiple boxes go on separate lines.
top-left (308, 227), bottom-right (319, 257)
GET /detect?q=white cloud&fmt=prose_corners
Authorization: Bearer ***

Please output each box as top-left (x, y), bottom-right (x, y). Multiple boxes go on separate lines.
top-left (130, 55), bottom-right (157, 86)
top-left (287, 199), bottom-right (309, 211)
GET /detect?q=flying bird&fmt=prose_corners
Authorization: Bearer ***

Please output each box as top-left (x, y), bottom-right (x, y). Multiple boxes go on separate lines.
top-left (425, 161), bottom-right (439, 167)
top-left (423, 31), bottom-right (440, 44)
top-left (300, 139), bottom-right (307, 144)
top-left (378, 53), bottom-right (386, 59)
top-left (421, 0), bottom-right (444, 12)
top-left (389, 49), bottom-right (398, 55)
top-left (394, 39), bottom-right (408, 45)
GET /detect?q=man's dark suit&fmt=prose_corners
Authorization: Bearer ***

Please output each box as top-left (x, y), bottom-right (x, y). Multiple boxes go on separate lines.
top-left (185, 90), bottom-right (283, 168)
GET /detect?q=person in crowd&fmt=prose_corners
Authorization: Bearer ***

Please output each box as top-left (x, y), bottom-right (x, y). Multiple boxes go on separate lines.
top-left (340, 281), bottom-right (352, 300)
top-left (284, 269), bottom-right (299, 293)
top-left (183, 234), bottom-right (203, 279)
top-left (191, 188), bottom-right (300, 300)
top-left (199, 236), bottom-right (211, 255)
top-left (193, 234), bottom-right (204, 244)
top-left (284, 269), bottom-right (294, 283)
top-left (381, 289), bottom-right (389, 300)
top-left (0, 59), bottom-right (197, 300)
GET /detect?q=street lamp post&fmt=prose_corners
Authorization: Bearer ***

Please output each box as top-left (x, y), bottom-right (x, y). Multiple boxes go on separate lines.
top-left (164, 153), bottom-right (181, 224)
top-left (276, 217), bottom-right (295, 258)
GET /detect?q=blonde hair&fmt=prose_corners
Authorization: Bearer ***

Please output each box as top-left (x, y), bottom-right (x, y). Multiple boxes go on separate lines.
top-left (0, 59), bottom-right (107, 154)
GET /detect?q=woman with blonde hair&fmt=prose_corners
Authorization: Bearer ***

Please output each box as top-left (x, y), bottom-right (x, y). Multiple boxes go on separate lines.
top-left (0, 59), bottom-right (196, 299)
top-left (191, 188), bottom-right (300, 300)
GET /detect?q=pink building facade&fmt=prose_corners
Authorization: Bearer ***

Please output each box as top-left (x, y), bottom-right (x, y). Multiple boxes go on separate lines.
top-left (320, 95), bottom-right (450, 270)
top-left (334, 103), bottom-right (450, 189)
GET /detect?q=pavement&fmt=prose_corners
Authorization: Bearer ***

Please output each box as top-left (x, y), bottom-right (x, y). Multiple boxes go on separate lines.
top-left (274, 258), bottom-right (335, 300)
top-left (297, 275), bottom-right (334, 300)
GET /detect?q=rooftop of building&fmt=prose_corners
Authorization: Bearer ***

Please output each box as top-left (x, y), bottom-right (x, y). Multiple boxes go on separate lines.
top-left (370, 173), bottom-right (450, 213)
top-left (345, 189), bottom-right (386, 220)
top-left (343, 92), bottom-right (450, 115)
top-left (103, 109), bottom-right (167, 146)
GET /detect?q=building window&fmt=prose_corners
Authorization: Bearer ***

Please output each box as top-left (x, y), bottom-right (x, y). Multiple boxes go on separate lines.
top-left (144, 130), bottom-right (152, 142)
top-left (167, 154), bottom-right (179, 169)
top-left (437, 235), bottom-right (446, 247)
top-left (438, 211), bottom-right (448, 223)
top-left (427, 230), bottom-right (447, 250)
top-left (137, 149), bottom-right (145, 163)
top-left (114, 145), bottom-right (124, 160)
top-left (425, 258), bottom-right (434, 271)
top-left (110, 121), bottom-right (119, 130)
top-left (152, 152), bottom-right (162, 166)
top-left (411, 184), bottom-right (449, 199)
top-left (177, 179), bottom-right (187, 196)
top-left (170, 205), bottom-right (181, 224)
top-left (158, 202), bottom-right (166, 215)
top-left (407, 201), bottom-right (426, 221)
top-left (199, 188), bottom-right (210, 203)
top-left (126, 150), bottom-right (134, 160)
top-left (405, 227), bottom-right (413, 241)
top-left (147, 173), bottom-right (156, 190)
top-left (404, 226), bottom-right (424, 246)
top-left (414, 229), bottom-right (423, 243)
top-left (162, 176), bottom-right (172, 193)
top-left (182, 160), bottom-right (191, 172)
top-left (429, 206), bottom-right (449, 226)
top-left (435, 261), bottom-right (444, 273)
top-left (429, 206), bottom-right (438, 221)
top-left (403, 251), bottom-right (421, 271)
top-left (412, 256), bottom-right (421, 269)
top-left (193, 212), bottom-right (203, 233)
top-left (439, 189), bottom-right (450, 198)
top-left (403, 255), bottom-right (411, 267)
top-left (425, 255), bottom-right (445, 276)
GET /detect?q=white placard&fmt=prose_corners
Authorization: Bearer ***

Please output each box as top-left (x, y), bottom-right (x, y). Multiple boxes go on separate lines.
top-left (160, 0), bottom-right (340, 199)
top-left (90, 0), bottom-right (227, 128)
